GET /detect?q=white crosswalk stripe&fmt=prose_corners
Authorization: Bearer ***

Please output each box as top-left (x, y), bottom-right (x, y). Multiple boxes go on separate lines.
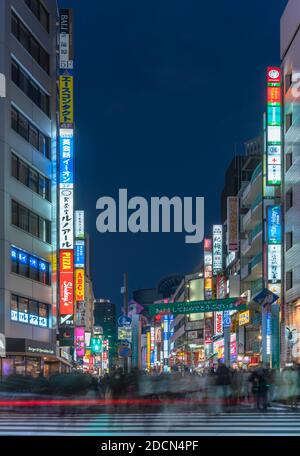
top-left (0, 412), bottom-right (300, 435)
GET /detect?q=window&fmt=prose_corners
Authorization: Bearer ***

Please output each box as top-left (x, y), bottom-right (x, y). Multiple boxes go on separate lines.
top-left (19, 159), bottom-right (28, 186)
top-left (11, 153), bottom-right (51, 201)
top-left (10, 293), bottom-right (50, 327)
top-left (29, 124), bottom-right (39, 149)
top-left (29, 168), bottom-right (38, 193)
top-left (11, 246), bottom-right (51, 286)
top-left (11, 106), bottom-right (51, 159)
top-left (286, 270), bottom-right (293, 291)
top-left (18, 112), bottom-right (29, 140)
top-left (11, 153), bottom-right (18, 179)
top-left (11, 11), bottom-right (50, 73)
top-left (11, 200), bottom-right (51, 243)
top-left (285, 73), bottom-right (292, 93)
top-left (286, 113), bottom-right (293, 132)
top-left (286, 151), bottom-right (293, 172)
top-left (29, 212), bottom-right (39, 237)
top-left (11, 200), bottom-right (18, 227)
top-left (19, 205), bottom-right (29, 231)
top-left (286, 189), bottom-right (293, 211)
top-left (11, 59), bottom-right (50, 116)
top-left (24, 0), bottom-right (50, 33)
top-left (286, 232), bottom-right (293, 251)
top-left (11, 106), bottom-right (18, 131)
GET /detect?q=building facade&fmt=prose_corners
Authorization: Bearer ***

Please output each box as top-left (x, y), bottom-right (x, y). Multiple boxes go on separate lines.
top-left (0, 0), bottom-right (65, 377)
top-left (281, 0), bottom-right (300, 364)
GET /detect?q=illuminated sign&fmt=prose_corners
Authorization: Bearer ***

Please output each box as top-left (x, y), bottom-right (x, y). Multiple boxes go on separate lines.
top-left (214, 311), bottom-right (223, 337)
top-left (239, 310), bottom-right (250, 326)
top-left (267, 206), bottom-right (281, 244)
top-left (118, 326), bottom-right (132, 341)
top-left (204, 238), bottom-right (213, 299)
top-left (75, 240), bottom-right (85, 268)
top-left (266, 312), bottom-right (271, 355)
top-left (268, 245), bottom-right (281, 284)
top-left (75, 268), bottom-right (85, 301)
top-left (266, 67), bottom-right (281, 186)
top-left (59, 271), bottom-right (74, 315)
top-left (223, 310), bottom-right (231, 328)
top-left (59, 75), bottom-right (74, 127)
top-left (60, 249), bottom-right (74, 272)
top-left (213, 225), bottom-right (223, 275)
top-left (75, 210), bottom-right (85, 239)
top-left (75, 327), bottom-right (85, 357)
top-left (59, 9), bottom-right (74, 70)
top-left (227, 197), bottom-right (239, 252)
top-left (59, 188), bottom-right (74, 249)
top-left (59, 135), bottom-right (74, 186)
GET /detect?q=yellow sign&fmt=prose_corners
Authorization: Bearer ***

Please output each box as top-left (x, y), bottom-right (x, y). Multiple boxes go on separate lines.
top-left (75, 268), bottom-right (85, 301)
top-left (239, 310), bottom-right (250, 326)
top-left (60, 75), bottom-right (74, 126)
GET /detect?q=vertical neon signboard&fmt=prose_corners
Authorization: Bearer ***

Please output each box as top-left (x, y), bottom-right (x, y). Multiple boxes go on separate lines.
top-left (204, 238), bottom-right (213, 299)
top-left (266, 67), bottom-right (282, 186)
top-left (213, 225), bottom-right (223, 276)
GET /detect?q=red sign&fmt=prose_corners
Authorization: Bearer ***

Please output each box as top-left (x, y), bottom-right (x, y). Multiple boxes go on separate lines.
top-left (60, 250), bottom-right (74, 272)
top-left (60, 271), bottom-right (74, 314)
top-left (267, 67), bottom-right (281, 83)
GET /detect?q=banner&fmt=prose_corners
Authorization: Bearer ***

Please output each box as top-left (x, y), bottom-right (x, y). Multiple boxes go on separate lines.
top-left (75, 269), bottom-right (85, 301)
top-left (149, 297), bottom-right (247, 316)
top-left (59, 75), bottom-right (74, 127)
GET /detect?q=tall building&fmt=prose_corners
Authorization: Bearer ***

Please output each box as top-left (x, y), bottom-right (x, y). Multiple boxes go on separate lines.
top-left (281, 0), bottom-right (300, 363)
top-left (94, 299), bottom-right (116, 367)
top-left (0, 0), bottom-right (68, 377)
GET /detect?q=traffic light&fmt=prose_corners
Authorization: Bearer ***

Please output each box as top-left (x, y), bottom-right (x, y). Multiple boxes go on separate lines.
top-left (91, 337), bottom-right (102, 354)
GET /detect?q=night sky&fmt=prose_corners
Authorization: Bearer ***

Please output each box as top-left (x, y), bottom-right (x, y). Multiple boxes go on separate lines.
top-left (59, 0), bottom-right (287, 309)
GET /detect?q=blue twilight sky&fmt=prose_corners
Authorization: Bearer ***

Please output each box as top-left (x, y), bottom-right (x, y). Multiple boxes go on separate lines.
top-left (58, 0), bottom-right (287, 308)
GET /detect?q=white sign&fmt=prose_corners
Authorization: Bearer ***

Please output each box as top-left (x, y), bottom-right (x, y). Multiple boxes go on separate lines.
top-left (268, 245), bottom-right (281, 283)
top-left (213, 225), bottom-right (223, 275)
top-left (214, 311), bottom-right (223, 337)
top-left (59, 188), bottom-right (74, 249)
top-left (75, 210), bottom-right (85, 239)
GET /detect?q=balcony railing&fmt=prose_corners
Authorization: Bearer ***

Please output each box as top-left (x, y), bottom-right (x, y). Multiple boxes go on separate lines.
top-left (249, 222), bottom-right (263, 242)
top-left (250, 252), bottom-right (263, 270)
top-left (251, 162), bottom-right (262, 183)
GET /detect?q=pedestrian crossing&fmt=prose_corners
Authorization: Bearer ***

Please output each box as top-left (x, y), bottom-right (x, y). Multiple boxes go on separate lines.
top-left (0, 411), bottom-right (300, 435)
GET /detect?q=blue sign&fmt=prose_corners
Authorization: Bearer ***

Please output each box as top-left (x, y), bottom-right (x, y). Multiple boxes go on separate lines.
top-left (59, 135), bottom-right (74, 185)
top-left (75, 240), bottom-right (85, 268)
top-left (253, 288), bottom-right (278, 306)
top-left (223, 310), bottom-right (231, 328)
top-left (268, 206), bottom-right (281, 244)
top-left (118, 346), bottom-right (131, 357)
top-left (118, 315), bottom-right (132, 327)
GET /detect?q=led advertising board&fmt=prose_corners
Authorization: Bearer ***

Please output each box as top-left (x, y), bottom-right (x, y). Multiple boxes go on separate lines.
top-left (59, 134), bottom-right (74, 187)
top-left (75, 240), bottom-right (85, 268)
top-left (75, 268), bottom-right (85, 301)
top-left (75, 327), bottom-right (85, 357)
top-left (266, 67), bottom-right (281, 186)
top-left (267, 206), bottom-right (281, 244)
top-left (75, 210), bottom-right (85, 239)
top-left (59, 74), bottom-right (74, 128)
top-left (213, 225), bottom-right (223, 275)
top-left (59, 188), bottom-right (74, 249)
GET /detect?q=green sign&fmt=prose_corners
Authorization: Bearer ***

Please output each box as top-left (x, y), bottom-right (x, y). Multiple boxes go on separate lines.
top-left (91, 337), bottom-right (102, 354)
top-left (149, 297), bottom-right (247, 316)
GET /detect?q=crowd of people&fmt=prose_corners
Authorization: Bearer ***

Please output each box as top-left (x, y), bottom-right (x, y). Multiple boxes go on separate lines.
top-left (96, 363), bottom-right (300, 413)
